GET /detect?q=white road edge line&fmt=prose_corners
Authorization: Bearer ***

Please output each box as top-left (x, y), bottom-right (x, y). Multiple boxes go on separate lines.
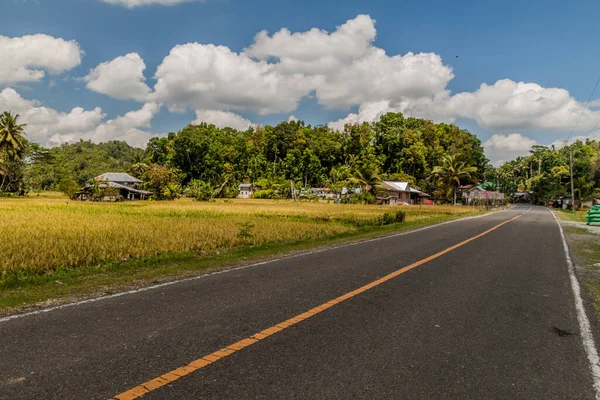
top-left (0, 206), bottom-right (518, 324)
top-left (552, 210), bottom-right (600, 399)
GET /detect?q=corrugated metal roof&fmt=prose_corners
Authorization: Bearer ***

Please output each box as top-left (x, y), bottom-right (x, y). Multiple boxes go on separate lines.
top-left (85, 181), bottom-right (152, 195)
top-left (382, 181), bottom-right (410, 191)
top-left (106, 181), bottom-right (152, 195)
top-left (96, 173), bottom-right (142, 184)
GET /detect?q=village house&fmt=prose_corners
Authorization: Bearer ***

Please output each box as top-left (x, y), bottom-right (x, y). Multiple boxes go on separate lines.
top-left (310, 187), bottom-right (337, 200)
top-left (238, 183), bottom-right (254, 199)
top-left (378, 181), bottom-right (430, 205)
top-left (77, 173), bottom-right (152, 201)
top-left (461, 184), bottom-right (505, 205)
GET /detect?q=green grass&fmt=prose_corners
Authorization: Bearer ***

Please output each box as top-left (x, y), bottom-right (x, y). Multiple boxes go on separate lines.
top-left (0, 212), bottom-right (480, 313)
top-left (564, 226), bottom-right (600, 319)
top-left (556, 209), bottom-right (588, 223)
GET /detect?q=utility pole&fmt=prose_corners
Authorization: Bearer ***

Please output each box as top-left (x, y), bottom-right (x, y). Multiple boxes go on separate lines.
top-left (570, 148), bottom-right (575, 212)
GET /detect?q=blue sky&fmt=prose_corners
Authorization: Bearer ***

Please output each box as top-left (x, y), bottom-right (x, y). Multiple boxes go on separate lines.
top-left (2, 0), bottom-right (600, 164)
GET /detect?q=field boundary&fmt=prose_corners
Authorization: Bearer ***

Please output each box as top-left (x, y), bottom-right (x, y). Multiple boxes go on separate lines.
top-left (0, 207), bottom-right (512, 323)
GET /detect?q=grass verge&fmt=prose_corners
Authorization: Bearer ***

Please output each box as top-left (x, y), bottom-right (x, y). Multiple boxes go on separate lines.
top-left (0, 212), bottom-right (481, 314)
top-left (556, 209), bottom-right (588, 223)
top-left (564, 225), bottom-right (600, 321)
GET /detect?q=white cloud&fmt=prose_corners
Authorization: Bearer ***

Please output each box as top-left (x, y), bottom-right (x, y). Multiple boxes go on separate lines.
top-left (0, 34), bottom-right (83, 84)
top-left (287, 115), bottom-right (297, 122)
top-left (83, 102), bottom-right (160, 146)
top-left (244, 15), bottom-right (453, 109)
top-left (587, 99), bottom-right (600, 108)
top-left (151, 15), bottom-right (452, 117)
top-left (447, 80), bottom-right (597, 131)
top-left (0, 88), bottom-right (159, 147)
top-left (330, 78), bottom-right (600, 135)
top-left (85, 53), bottom-right (151, 101)
top-left (192, 109), bottom-right (255, 130)
top-left (483, 133), bottom-right (537, 166)
top-left (328, 101), bottom-right (398, 131)
top-left (101, 0), bottom-right (194, 7)
top-left (153, 43), bottom-right (313, 114)
top-left (245, 14), bottom-right (377, 75)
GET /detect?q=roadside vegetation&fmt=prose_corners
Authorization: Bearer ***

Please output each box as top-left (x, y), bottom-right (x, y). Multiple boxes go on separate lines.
top-left (556, 209), bottom-right (588, 223)
top-left (497, 142), bottom-right (600, 205)
top-left (563, 226), bottom-right (600, 322)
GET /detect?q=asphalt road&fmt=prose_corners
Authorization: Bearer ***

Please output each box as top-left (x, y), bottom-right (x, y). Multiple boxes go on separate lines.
top-left (0, 206), bottom-right (597, 399)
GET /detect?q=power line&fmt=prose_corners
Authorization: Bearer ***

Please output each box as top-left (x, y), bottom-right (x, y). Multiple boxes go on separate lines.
top-left (566, 75), bottom-right (600, 143)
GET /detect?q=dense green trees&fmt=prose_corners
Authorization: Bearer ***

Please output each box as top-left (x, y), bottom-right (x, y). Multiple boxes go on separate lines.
top-left (495, 140), bottom-right (600, 205)
top-left (134, 113), bottom-right (487, 202)
top-left (26, 140), bottom-right (144, 190)
top-left (11, 111), bottom-right (490, 202)
top-left (431, 155), bottom-right (478, 205)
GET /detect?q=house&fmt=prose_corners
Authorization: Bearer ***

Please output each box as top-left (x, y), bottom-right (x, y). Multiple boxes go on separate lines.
top-left (462, 184), bottom-right (505, 205)
top-left (556, 196), bottom-right (581, 210)
top-left (310, 187), bottom-right (337, 200)
top-left (378, 181), bottom-right (430, 205)
top-left (512, 191), bottom-right (532, 204)
top-left (238, 183), bottom-right (254, 199)
top-left (77, 173), bottom-right (152, 201)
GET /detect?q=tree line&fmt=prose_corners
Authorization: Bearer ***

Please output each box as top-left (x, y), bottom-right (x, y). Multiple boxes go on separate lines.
top-left (496, 141), bottom-right (600, 205)
top-left (3, 110), bottom-right (496, 202)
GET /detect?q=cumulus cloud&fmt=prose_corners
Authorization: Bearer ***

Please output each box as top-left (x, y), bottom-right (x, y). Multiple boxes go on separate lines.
top-left (125, 13), bottom-right (597, 139)
top-left (483, 133), bottom-right (537, 166)
top-left (150, 15), bottom-right (452, 116)
top-left (0, 34), bottom-right (83, 84)
top-left (192, 109), bottom-right (255, 130)
top-left (330, 78), bottom-right (600, 134)
top-left (0, 88), bottom-right (159, 147)
top-left (153, 43), bottom-right (313, 114)
top-left (244, 15), bottom-right (453, 109)
top-left (446, 80), bottom-right (597, 131)
top-left (245, 14), bottom-right (377, 74)
top-left (85, 53), bottom-right (152, 101)
top-left (101, 0), bottom-right (194, 7)
top-left (328, 101), bottom-right (399, 131)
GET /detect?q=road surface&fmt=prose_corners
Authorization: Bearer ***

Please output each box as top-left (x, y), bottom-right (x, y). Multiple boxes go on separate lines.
top-left (1, 206), bottom-right (598, 399)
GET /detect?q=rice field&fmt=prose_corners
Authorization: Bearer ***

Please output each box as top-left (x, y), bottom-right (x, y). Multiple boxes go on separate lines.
top-left (0, 193), bottom-right (475, 278)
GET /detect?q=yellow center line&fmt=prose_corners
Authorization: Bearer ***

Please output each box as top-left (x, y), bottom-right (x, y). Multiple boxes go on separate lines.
top-left (110, 213), bottom-right (522, 400)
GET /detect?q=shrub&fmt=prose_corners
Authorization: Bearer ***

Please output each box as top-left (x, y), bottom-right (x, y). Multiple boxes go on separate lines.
top-left (252, 189), bottom-right (274, 199)
top-left (142, 164), bottom-right (181, 200)
top-left (187, 180), bottom-right (214, 201)
top-left (58, 177), bottom-right (80, 200)
top-left (395, 210), bottom-right (406, 223)
top-left (380, 212), bottom-right (395, 225)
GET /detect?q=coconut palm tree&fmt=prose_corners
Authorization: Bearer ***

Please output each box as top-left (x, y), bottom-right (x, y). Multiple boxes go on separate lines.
top-left (0, 112), bottom-right (27, 161)
top-left (348, 162), bottom-right (382, 196)
top-left (431, 154), bottom-right (478, 205)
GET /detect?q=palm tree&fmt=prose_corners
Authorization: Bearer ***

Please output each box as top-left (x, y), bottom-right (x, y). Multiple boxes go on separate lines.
top-left (431, 154), bottom-right (477, 205)
top-left (348, 162), bottom-right (382, 196)
top-left (0, 112), bottom-right (27, 161)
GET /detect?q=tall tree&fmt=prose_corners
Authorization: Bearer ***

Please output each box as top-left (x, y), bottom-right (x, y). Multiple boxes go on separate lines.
top-left (431, 154), bottom-right (478, 205)
top-left (0, 112), bottom-right (27, 161)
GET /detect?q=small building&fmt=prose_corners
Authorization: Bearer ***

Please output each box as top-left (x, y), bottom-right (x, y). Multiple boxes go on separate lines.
top-left (556, 196), bottom-right (581, 210)
top-left (463, 185), bottom-right (505, 204)
top-left (77, 173), bottom-right (152, 201)
top-left (378, 181), bottom-right (430, 205)
top-left (311, 187), bottom-right (337, 200)
top-left (238, 183), bottom-right (254, 199)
